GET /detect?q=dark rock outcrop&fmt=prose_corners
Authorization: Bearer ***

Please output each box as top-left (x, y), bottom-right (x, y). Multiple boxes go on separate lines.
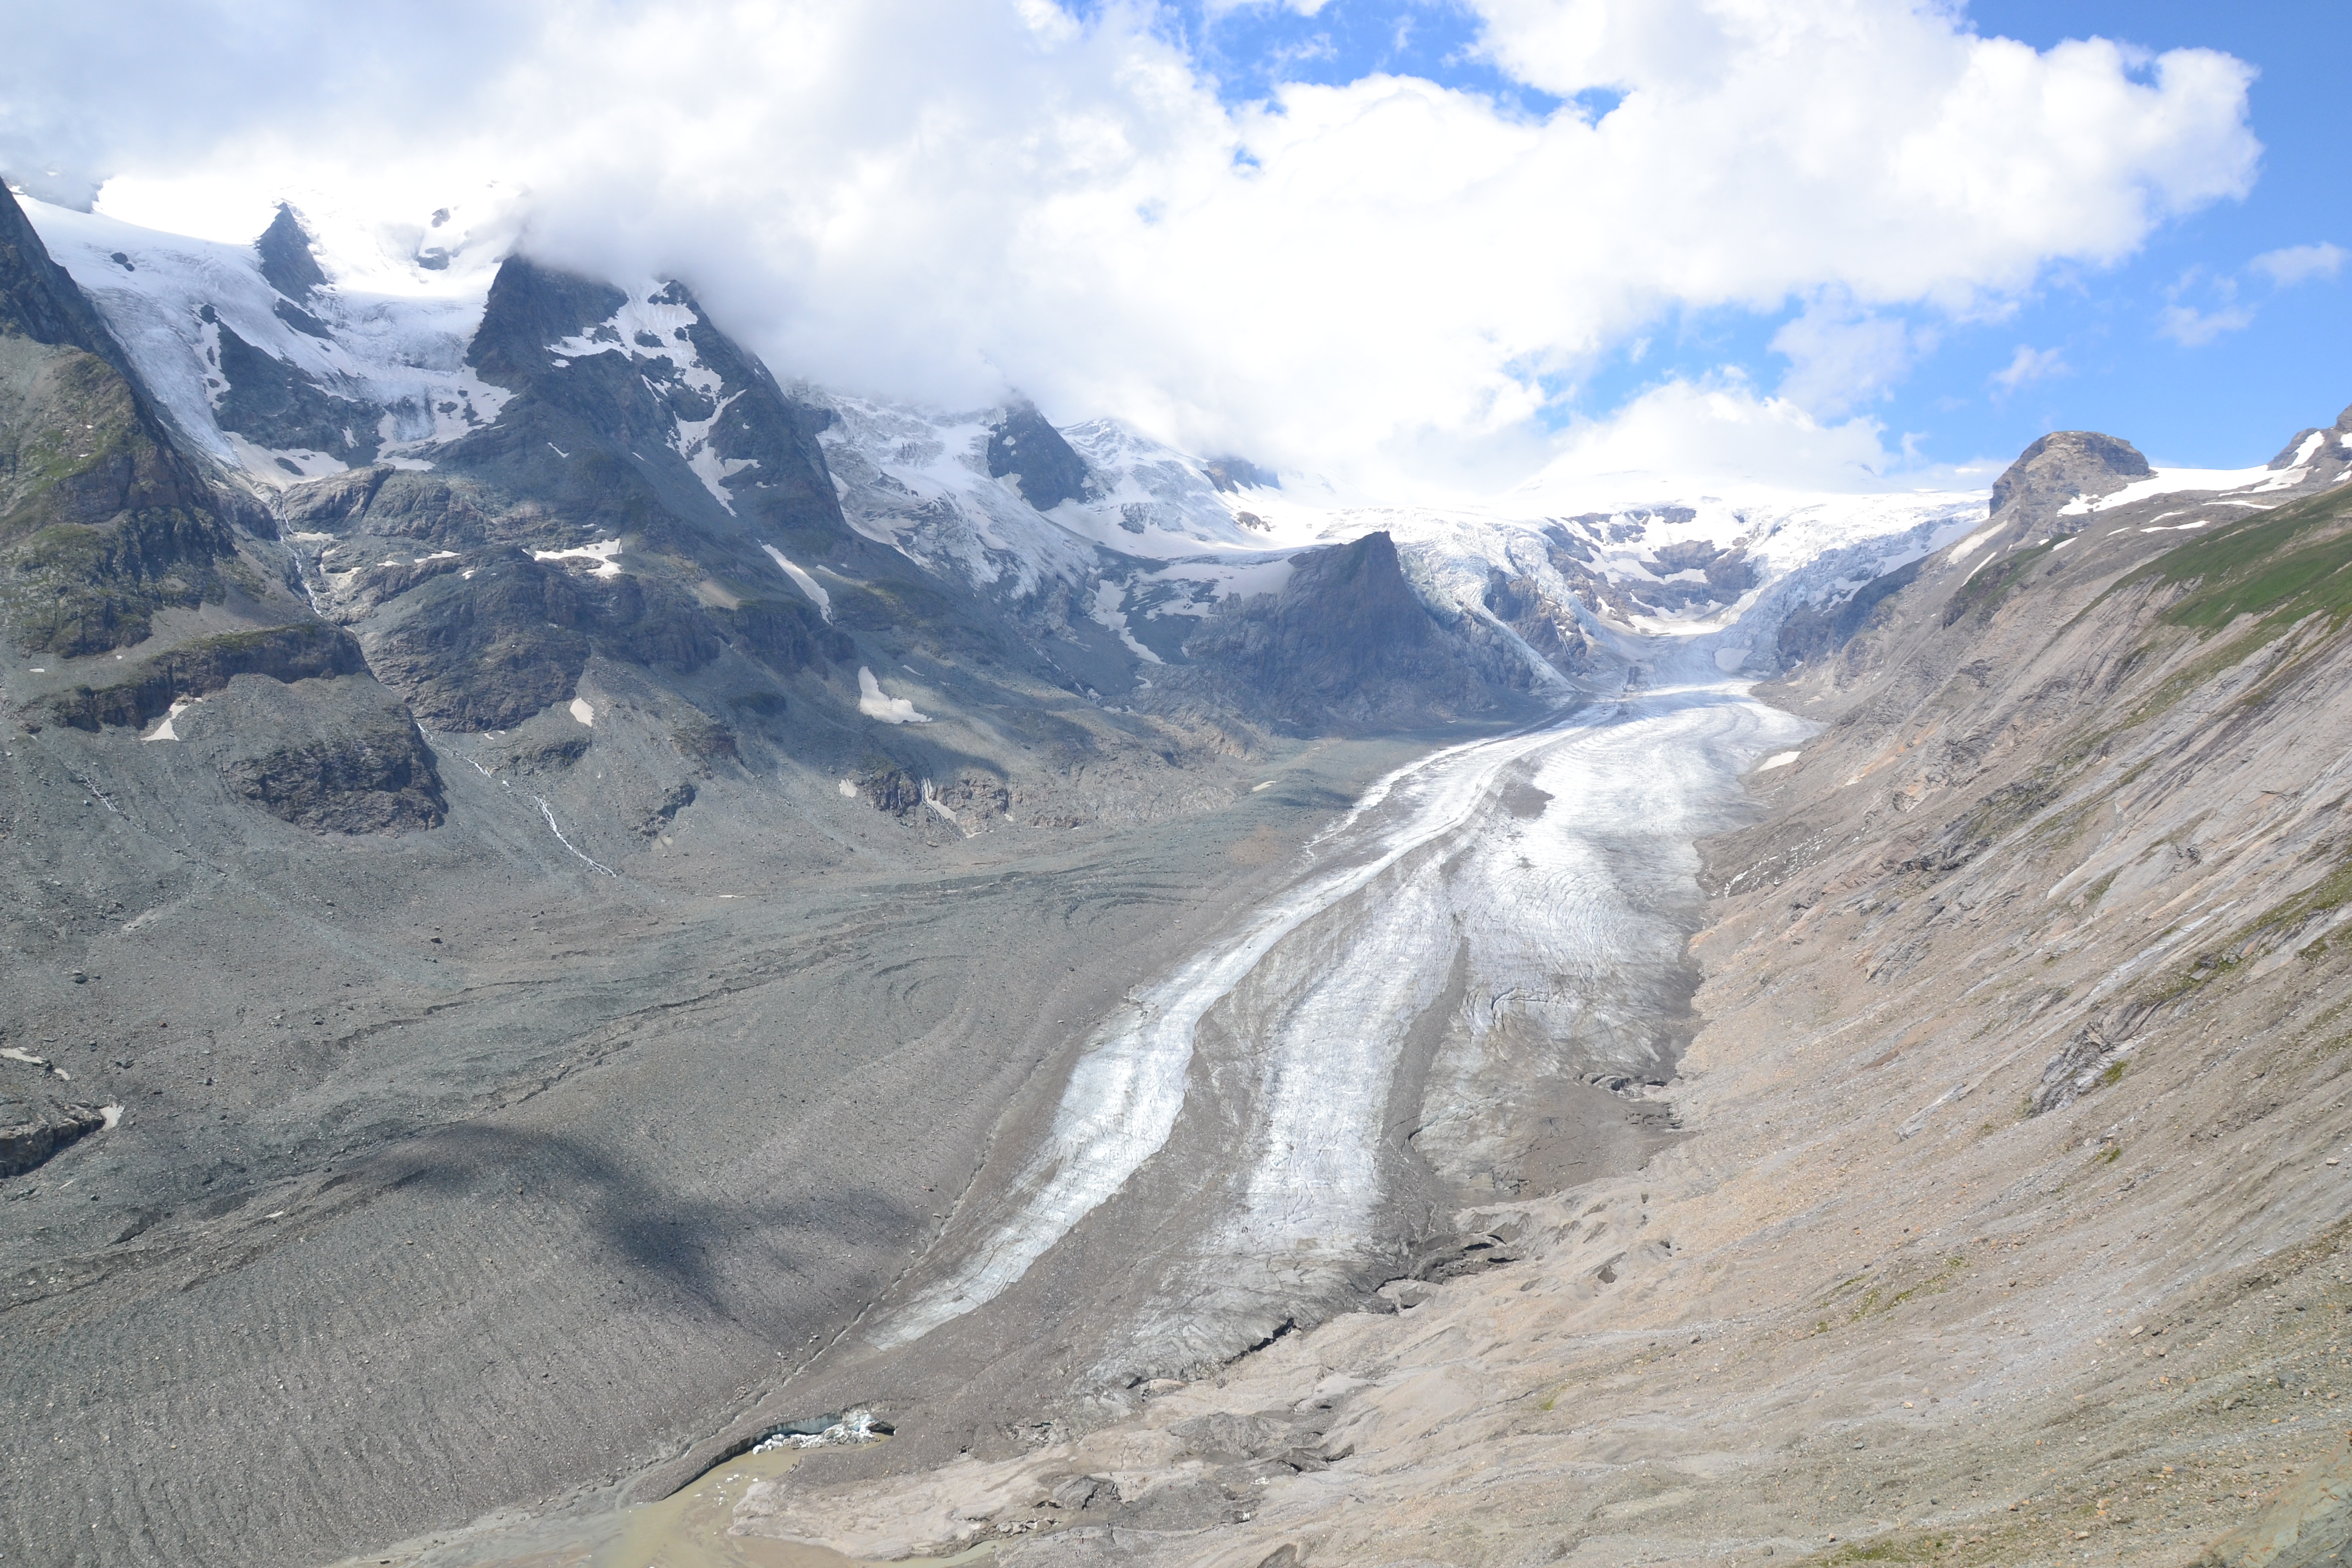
top-left (725, 595), bottom-right (851, 674)
top-left (452, 262), bottom-right (843, 551)
top-left (0, 187), bottom-right (139, 373)
top-left (465, 258), bottom-right (628, 388)
top-left (255, 203), bottom-right (329, 301)
top-left (41, 621), bottom-right (367, 731)
top-left (1202, 455), bottom-right (1279, 493)
top-left (1482, 568), bottom-right (1595, 675)
top-left (987, 400), bottom-right (1091, 511)
top-left (1177, 532), bottom-right (1510, 730)
top-left (0, 1094), bottom-right (109, 1178)
top-left (211, 322), bottom-right (381, 465)
top-left (1776, 558), bottom-right (1923, 669)
top-left (362, 552), bottom-right (722, 732)
top-left (2265, 400), bottom-right (2352, 471)
top-left (178, 673), bottom-right (447, 832)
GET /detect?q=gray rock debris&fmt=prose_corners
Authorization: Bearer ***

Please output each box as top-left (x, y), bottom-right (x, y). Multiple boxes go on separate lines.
top-left (1, 1097), bottom-right (111, 1177)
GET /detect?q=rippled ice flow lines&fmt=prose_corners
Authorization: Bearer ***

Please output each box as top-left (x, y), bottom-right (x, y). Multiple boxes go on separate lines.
top-left (874, 642), bottom-right (1810, 1356)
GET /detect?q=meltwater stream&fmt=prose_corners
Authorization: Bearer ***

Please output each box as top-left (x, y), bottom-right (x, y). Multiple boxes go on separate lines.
top-left (872, 655), bottom-right (1809, 1365)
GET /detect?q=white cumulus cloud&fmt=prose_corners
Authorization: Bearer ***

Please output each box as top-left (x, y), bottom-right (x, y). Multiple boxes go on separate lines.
top-left (1990, 344), bottom-right (2069, 395)
top-left (2250, 241), bottom-right (2345, 289)
top-left (1511, 377), bottom-right (1931, 498)
top-left (1771, 297), bottom-right (1929, 418)
top-left (1, 0), bottom-right (2263, 488)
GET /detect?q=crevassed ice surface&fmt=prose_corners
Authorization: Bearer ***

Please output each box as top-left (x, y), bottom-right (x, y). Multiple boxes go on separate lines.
top-left (873, 647), bottom-right (1809, 1353)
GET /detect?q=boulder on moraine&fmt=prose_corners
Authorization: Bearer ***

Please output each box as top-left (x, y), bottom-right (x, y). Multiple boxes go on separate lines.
top-left (0, 1093), bottom-right (110, 1178)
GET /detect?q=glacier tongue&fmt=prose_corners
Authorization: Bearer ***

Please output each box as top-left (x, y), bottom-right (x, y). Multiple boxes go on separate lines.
top-left (870, 636), bottom-right (1814, 1366)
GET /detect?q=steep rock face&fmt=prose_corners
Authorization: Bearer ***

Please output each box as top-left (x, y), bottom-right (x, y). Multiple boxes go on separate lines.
top-left (254, 203), bottom-right (329, 301)
top-left (1772, 556), bottom-right (1921, 669)
top-left (1479, 565), bottom-right (1596, 674)
top-left (211, 316), bottom-right (384, 469)
top-left (1172, 531), bottom-right (1525, 730)
top-left (1985, 429), bottom-right (2151, 527)
top-left (987, 400), bottom-right (1091, 511)
top-left (0, 184), bottom-right (136, 371)
top-left (456, 263), bottom-right (841, 550)
top-left (0, 187), bottom-right (244, 655)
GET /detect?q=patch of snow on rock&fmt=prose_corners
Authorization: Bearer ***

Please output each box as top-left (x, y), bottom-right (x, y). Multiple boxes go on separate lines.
top-left (143, 696), bottom-right (203, 742)
top-left (760, 544), bottom-right (831, 620)
top-left (533, 538), bottom-right (623, 578)
top-left (857, 667), bottom-right (929, 724)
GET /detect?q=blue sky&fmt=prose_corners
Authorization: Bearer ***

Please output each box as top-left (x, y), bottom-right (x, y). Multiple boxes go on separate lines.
top-left (1139, 0), bottom-right (2349, 472)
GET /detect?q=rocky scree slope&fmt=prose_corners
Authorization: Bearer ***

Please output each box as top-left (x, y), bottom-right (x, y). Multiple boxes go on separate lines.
top-left (2, 183), bottom-right (442, 1175)
top-left (703, 407), bottom-right (2352, 1568)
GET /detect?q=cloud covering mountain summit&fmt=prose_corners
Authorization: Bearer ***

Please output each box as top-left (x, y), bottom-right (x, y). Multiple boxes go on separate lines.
top-left (3, 0), bottom-right (2263, 490)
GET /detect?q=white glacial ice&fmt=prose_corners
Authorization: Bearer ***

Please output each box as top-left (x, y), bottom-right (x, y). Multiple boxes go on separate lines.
top-left (23, 198), bottom-right (512, 477)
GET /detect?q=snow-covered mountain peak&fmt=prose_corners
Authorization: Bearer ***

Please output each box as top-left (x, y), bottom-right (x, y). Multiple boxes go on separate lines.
top-left (545, 282), bottom-right (713, 380)
top-left (1053, 418), bottom-right (1316, 556)
top-left (22, 193), bottom-right (2045, 691)
top-left (26, 197), bottom-right (509, 482)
